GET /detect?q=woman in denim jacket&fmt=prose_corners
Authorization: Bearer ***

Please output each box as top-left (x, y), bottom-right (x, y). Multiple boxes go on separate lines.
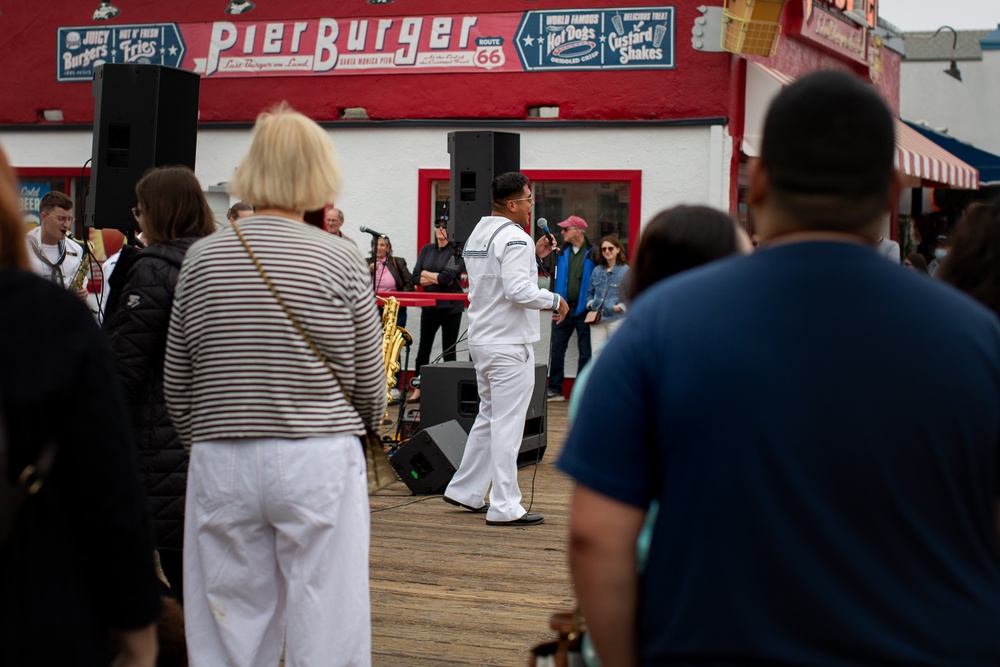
top-left (585, 235), bottom-right (629, 355)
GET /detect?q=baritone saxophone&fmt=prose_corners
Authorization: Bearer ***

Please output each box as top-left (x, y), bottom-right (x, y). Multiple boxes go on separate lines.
top-left (66, 232), bottom-right (96, 293)
top-left (378, 296), bottom-right (412, 409)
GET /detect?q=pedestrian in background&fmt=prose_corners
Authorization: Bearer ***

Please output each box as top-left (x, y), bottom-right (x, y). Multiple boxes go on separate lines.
top-left (0, 143), bottom-right (162, 666)
top-left (939, 199), bottom-right (1000, 318)
top-left (561, 71), bottom-right (1000, 667)
top-left (104, 165), bottom-right (218, 603)
top-left (410, 214), bottom-right (466, 403)
top-left (547, 215), bottom-right (598, 401)
top-left (164, 104), bottom-right (385, 666)
top-left (584, 234), bottom-right (629, 356)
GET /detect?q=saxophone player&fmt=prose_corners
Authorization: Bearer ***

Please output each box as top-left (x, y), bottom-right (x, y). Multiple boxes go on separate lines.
top-left (24, 191), bottom-right (89, 301)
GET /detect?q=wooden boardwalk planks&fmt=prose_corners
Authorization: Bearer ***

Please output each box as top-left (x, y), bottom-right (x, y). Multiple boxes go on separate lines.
top-left (370, 400), bottom-right (575, 667)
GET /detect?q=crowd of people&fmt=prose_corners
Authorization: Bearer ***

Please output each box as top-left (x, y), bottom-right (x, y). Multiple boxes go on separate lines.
top-left (3, 69), bottom-right (1000, 667)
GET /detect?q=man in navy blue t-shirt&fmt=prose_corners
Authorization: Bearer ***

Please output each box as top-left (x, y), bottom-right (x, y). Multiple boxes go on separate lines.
top-left (559, 71), bottom-right (1000, 667)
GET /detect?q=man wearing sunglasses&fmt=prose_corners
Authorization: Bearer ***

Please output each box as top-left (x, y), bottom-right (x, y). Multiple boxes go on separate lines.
top-left (25, 191), bottom-right (88, 301)
top-left (546, 215), bottom-right (598, 402)
top-left (443, 172), bottom-right (568, 526)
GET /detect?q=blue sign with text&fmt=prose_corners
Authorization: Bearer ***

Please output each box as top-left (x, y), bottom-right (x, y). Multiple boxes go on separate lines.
top-left (515, 7), bottom-right (675, 71)
top-left (56, 23), bottom-right (186, 82)
top-left (18, 183), bottom-right (52, 222)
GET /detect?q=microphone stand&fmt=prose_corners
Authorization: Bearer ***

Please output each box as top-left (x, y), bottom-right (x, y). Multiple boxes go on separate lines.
top-left (370, 237), bottom-right (379, 293)
top-left (392, 342), bottom-right (413, 449)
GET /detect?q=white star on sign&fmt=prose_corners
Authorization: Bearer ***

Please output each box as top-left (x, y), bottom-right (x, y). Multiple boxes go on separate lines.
top-left (168, 45), bottom-right (178, 56)
top-left (523, 35), bottom-right (535, 47)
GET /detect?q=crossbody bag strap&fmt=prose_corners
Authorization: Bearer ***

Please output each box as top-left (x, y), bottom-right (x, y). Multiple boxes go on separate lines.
top-left (231, 222), bottom-right (357, 409)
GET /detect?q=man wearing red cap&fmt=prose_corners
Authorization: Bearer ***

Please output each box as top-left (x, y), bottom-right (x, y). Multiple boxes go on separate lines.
top-left (547, 215), bottom-right (598, 401)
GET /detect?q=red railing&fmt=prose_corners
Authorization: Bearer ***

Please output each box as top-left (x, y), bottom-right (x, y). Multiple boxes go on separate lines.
top-left (374, 290), bottom-right (469, 308)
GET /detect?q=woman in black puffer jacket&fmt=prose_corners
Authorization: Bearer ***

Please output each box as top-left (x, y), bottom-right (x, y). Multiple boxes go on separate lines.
top-left (104, 165), bottom-right (217, 602)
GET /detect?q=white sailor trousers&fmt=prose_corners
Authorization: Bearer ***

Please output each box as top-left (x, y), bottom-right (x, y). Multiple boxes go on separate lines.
top-left (446, 342), bottom-right (535, 522)
top-left (183, 435), bottom-right (371, 667)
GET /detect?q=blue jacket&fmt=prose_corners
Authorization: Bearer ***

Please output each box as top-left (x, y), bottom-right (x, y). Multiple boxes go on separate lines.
top-left (554, 241), bottom-right (597, 317)
top-left (585, 264), bottom-right (629, 324)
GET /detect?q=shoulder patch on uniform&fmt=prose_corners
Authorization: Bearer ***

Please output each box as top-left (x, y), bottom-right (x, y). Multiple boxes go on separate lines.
top-left (506, 240), bottom-right (528, 247)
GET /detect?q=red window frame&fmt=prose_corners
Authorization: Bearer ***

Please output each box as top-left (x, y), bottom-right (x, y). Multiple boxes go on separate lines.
top-left (13, 167), bottom-right (92, 191)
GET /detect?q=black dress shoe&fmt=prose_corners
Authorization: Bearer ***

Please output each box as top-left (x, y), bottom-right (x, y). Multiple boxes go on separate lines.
top-left (443, 496), bottom-right (489, 513)
top-left (486, 513), bottom-right (545, 526)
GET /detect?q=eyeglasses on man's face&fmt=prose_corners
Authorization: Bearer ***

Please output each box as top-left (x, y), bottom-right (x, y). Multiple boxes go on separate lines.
top-left (507, 196), bottom-right (534, 204)
top-left (434, 222), bottom-right (448, 229)
top-left (45, 212), bottom-right (75, 224)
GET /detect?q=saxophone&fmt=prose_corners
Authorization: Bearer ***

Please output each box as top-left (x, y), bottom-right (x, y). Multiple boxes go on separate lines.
top-left (66, 232), bottom-right (95, 292)
top-left (379, 296), bottom-right (413, 410)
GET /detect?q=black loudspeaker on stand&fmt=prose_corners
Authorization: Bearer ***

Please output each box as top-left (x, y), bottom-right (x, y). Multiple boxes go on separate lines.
top-left (86, 64), bottom-right (200, 232)
top-left (447, 131), bottom-right (520, 245)
top-left (420, 361), bottom-right (547, 466)
top-left (391, 420), bottom-right (469, 495)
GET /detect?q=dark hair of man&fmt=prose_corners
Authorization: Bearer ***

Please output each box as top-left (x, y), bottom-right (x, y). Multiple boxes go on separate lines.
top-left (627, 205), bottom-right (740, 301)
top-left (135, 165), bottom-right (217, 246)
top-left (40, 190), bottom-right (73, 213)
top-left (597, 234), bottom-right (628, 268)
top-left (491, 172), bottom-right (530, 209)
top-left (227, 201), bottom-right (254, 220)
top-left (761, 70), bottom-right (895, 232)
top-left (938, 200), bottom-right (1000, 319)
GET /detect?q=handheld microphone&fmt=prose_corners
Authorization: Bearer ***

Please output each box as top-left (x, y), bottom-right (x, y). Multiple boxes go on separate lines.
top-left (536, 218), bottom-right (556, 247)
top-left (359, 225), bottom-right (387, 237)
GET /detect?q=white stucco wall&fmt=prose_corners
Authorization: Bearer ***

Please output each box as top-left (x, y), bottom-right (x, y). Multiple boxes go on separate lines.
top-left (899, 52), bottom-right (1000, 156)
top-left (1, 122), bottom-right (731, 381)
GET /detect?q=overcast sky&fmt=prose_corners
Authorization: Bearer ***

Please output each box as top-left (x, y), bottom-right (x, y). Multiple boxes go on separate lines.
top-left (877, 0), bottom-right (1000, 32)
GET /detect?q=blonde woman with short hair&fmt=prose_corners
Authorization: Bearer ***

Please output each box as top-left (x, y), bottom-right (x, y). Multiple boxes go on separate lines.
top-left (164, 104), bottom-right (385, 666)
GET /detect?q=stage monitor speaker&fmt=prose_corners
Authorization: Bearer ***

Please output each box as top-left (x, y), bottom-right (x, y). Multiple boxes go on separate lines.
top-left (420, 361), bottom-right (547, 466)
top-left (447, 131), bottom-right (520, 245)
top-left (85, 64), bottom-right (200, 232)
top-left (391, 420), bottom-right (469, 495)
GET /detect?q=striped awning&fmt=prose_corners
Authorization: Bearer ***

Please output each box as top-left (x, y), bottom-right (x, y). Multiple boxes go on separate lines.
top-left (743, 60), bottom-right (980, 190)
top-left (894, 119), bottom-right (979, 189)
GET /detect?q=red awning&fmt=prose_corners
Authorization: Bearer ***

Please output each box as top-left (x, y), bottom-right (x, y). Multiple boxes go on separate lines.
top-left (894, 119), bottom-right (979, 189)
top-left (743, 61), bottom-right (979, 190)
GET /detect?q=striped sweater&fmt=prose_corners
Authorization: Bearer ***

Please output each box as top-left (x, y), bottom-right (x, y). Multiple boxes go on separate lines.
top-left (164, 216), bottom-right (386, 447)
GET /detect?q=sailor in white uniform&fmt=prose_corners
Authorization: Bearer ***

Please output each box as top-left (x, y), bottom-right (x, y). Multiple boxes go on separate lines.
top-left (443, 172), bottom-right (568, 526)
top-left (25, 208), bottom-right (84, 293)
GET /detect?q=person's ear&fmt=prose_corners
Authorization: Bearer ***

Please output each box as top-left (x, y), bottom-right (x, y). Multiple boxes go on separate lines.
top-left (747, 158), bottom-right (767, 208)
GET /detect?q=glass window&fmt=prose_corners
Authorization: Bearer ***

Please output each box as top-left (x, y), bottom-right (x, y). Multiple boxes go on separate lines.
top-left (424, 170), bottom-right (639, 268)
top-left (534, 180), bottom-right (631, 245)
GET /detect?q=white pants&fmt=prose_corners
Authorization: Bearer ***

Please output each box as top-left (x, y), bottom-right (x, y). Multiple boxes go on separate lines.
top-left (589, 319), bottom-right (624, 357)
top-left (184, 435), bottom-right (371, 667)
top-left (445, 343), bottom-right (535, 522)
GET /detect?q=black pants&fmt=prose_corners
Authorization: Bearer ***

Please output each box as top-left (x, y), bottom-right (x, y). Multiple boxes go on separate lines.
top-left (415, 309), bottom-right (463, 377)
top-left (548, 310), bottom-right (591, 393)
